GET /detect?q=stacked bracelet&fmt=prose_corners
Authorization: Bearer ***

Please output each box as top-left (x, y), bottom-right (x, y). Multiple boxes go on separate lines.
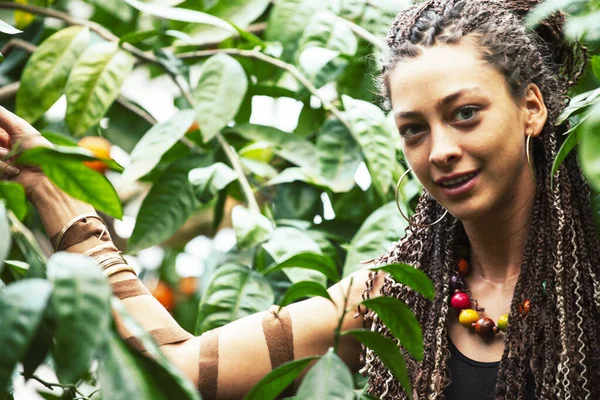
top-left (51, 213), bottom-right (111, 252)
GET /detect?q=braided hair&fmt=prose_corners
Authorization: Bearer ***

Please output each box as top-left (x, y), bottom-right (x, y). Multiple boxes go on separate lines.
top-left (360, 1), bottom-right (599, 398)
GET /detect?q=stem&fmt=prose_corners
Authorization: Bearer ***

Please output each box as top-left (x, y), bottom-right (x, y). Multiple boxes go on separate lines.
top-left (1, 38), bottom-right (37, 55)
top-left (333, 276), bottom-right (354, 353)
top-left (0, 1), bottom-right (259, 212)
top-left (335, 16), bottom-right (386, 50)
top-left (25, 374), bottom-right (91, 400)
top-left (177, 48), bottom-right (354, 133)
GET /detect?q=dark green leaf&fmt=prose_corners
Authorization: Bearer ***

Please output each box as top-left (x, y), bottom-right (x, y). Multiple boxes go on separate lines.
top-left (0, 279), bottom-right (52, 392)
top-left (278, 281), bottom-right (333, 309)
top-left (16, 26), bottom-right (90, 123)
top-left (195, 263), bottom-right (274, 334)
top-left (343, 202), bottom-right (408, 277)
top-left (262, 252), bottom-right (340, 283)
top-left (580, 104), bottom-right (600, 191)
top-left (361, 297), bottom-right (423, 361)
top-left (0, 203), bottom-right (11, 274)
top-left (244, 356), bottom-right (319, 400)
top-left (128, 155), bottom-right (211, 253)
top-left (65, 42), bottom-right (135, 135)
top-left (273, 182), bottom-right (323, 220)
top-left (48, 252), bottom-right (112, 384)
top-left (189, 162), bottom-right (237, 201)
top-left (193, 54), bottom-right (248, 142)
top-left (6, 212), bottom-right (46, 279)
top-left (23, 308), bottom-right (55, 378)
top-left (342, 329), bottom-right (412, 400)
top-left (232, 206), bottom-right (273, 250)
top-left (18, 145), bottom-right (123, 173)
top-left (119, 109), bottom-right (196, 186)
top-left (372, 263), bottom-right (434, 300)
top-left (295, 348), bottom-right (354, 400)
top-left (0, 182), bottom-right (25, 222)
top-left (551, 121), bottom-right (584, 189)
top-left (119, 29), bottom-right (161, 45)
top-left (556, 87), bottom-right (600, 125)
top-left (317, 118), bottom-right (361, 192)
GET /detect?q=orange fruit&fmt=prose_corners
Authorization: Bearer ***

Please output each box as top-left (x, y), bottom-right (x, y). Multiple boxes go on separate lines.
top-left (179, 276), bottom-right (198, 296)
top-left (152, 280), bottom-right (175, 311)
top-left (78, 136), bottom-right (111, 173)
top-left (186, 121), bottom-right (200, 135)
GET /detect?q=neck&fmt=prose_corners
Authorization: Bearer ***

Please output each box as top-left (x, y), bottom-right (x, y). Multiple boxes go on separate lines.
top-left (461, 186), bottom-right (535, 285)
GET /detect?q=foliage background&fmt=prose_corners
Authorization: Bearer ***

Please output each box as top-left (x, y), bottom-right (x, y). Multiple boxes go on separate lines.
top-left (0, 0), bottom-right (599, 399)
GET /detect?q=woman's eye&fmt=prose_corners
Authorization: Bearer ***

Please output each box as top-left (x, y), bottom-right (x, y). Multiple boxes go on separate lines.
top-left (400, 124), bottom-right (425, 137)
top-left (453, 106), bottom-right (479, 122)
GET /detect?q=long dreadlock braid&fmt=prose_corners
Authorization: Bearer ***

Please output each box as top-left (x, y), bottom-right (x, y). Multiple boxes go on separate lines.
top-left (359, 0), bottom-right (599, 398)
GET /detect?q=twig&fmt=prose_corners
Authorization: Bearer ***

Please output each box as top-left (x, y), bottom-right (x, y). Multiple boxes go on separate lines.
top-left (177, 48), bottom-right (354, 133)
top-left (335, 16), bottom-right (386, 50)
top-left (334, 276), bottom-right (354, 353)
top-left (1, 38), bottom-right (37, 55)
top-left (0, 81), bottom-right (19, 102)
top-left (25, 374), bottom-right (91, 400)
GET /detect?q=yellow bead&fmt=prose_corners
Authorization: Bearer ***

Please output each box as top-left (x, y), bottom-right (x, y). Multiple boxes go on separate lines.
top-left (459, 309), bottom-right (479, 328)
top-left (498, 314), bottom-right (509, 332)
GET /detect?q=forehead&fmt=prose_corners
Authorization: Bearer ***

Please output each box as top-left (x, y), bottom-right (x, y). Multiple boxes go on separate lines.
top-left (387, 42), bottom-right (509, 113)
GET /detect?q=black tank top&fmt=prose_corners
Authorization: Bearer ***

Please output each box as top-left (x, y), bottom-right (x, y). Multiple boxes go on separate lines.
top-left (444, 335), bottom-right (536, 399)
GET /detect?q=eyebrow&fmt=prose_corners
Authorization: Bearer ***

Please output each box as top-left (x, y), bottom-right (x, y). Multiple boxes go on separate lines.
top-left (394, 88), bottom-right (483, 120)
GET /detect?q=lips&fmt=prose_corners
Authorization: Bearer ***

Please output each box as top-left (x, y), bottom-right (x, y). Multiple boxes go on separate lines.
top-left (438, 172), bottom-right (478, 188)
top-left (436, 171), bottom-right (480, 197)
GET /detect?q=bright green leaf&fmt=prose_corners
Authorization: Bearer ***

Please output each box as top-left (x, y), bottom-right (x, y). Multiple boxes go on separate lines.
top-left (189, 162), bottom-right (237, 201)
top-left (556, 87), bottom-right (600, 125)
top-left (119, 109), bottom-right (196, 186)
top-left (361, 297), bottom-right (423, 361)
top-left (0, 203), bottom-right (10, 272)
top-left (0, 279), bottom-right (52, 392)
top-left (4, 260), bottom-right (29, 279)
top-left (128, 155), bottom-right (211, 253)
top-left (48, 252), bottom-right (112, 384)
top-left (298, 11), bottom-right (358, 56)
top-left (195, 263), bottom-right (274, 334)
top-left (372, 263), bottom-right (434, 300)
top-left (278, 280), bottom-right (333, 309)
top-left (40, 131), bottom-right (78, 147)
top-left (343, 202), bottom-right (408, 277)
top-left (119, 29), bottom-right (161, 45)
top-left (262, 252), bottom-right (340, 283)
top-left (580, 104), bottom-right (600, 191)
top-left (342, 95), bottom-right (396, 197)
top-left (342, 329), bottom-right (412, 400)
top-left (295, 348), bottom-right (354, 400)
top-left (0, 182), bottom-right (26, 221)
top-left (193, 54), bottom-right (248, 142)
top-left (232, 205), bottom-right (273, 250)
top-left (16, 26), bottom-right (90, 123)
top-left (65, 42), bottom-right (135, 135)
top-left (317, 118), bottom-right (361, 192)
top-left (18, 145), bottom-right (123, 173)
top-left (551, 120), bottom-right (585, 189)
top-left (244, 356), bottom-right (318, 400)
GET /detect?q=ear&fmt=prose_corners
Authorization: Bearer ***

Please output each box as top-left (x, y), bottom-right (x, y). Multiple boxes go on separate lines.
top-left (520, 83), bottom-right (548, 138)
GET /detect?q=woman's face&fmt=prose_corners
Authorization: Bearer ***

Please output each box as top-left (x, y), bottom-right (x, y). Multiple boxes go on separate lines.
top-left (388, 41), bottom-right (543, 222)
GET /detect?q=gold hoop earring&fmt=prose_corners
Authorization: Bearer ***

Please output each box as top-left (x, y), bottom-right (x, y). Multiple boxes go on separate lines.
top-left (526, 134), bottom-right (536, 185)
top-left (396, 167), bottom-right (448, 228)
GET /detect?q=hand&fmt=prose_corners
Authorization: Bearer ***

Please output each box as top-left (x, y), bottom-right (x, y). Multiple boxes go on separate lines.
top-left (0, 105), bottom-right (54, 200)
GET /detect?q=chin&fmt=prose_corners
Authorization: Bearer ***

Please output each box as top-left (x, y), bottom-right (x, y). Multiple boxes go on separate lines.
top-left (441, 198), bottom-right (489, 223)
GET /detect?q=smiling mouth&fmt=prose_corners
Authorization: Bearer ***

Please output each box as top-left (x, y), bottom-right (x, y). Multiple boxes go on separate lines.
top-left (438, 172), bottom-right (478, 188)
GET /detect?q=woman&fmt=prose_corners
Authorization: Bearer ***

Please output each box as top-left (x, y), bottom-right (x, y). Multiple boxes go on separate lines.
top-left (1, 0), bottom-right (598, 398)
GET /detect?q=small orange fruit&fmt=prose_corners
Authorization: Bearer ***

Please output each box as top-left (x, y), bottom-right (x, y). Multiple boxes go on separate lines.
top-left (152, 280), bottom-right (175, 311)
top-left (78, 136), bottom-right (111, 173)
top-left (186, 121), bottom-right (200, 135)
top-left (179, 276), bottom-right (198, 296)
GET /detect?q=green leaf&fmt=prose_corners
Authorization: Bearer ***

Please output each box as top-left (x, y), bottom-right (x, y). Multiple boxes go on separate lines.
top-left (0, 279), bottom-right (52, 392)
top-left (580, 104), bottom-right (600, 191)
top-left (266, 0), bottom-right (329, 60)
top-left (6, 212), bottom-right (46, 279)
top-left (16, 26), bottom-right (90, 124)
top-left (342, 95), bottom-right (396, 197)
top-left (189, 162), bottom-right (237, 201)
top-left (565, 10), bottom-right (600, 42)
top-left (317, 118), bottom-right (361, 192)
top-left (556, 87), bottom-right (600, 125)
top-left (22, 308), bottom-right (55, 378)
top-left (343, 202), bottom-right (408, 277)
top-left (0, 203), bottom-right (10, 273)
top-left (0, 182), bottom-right (26, 222)
top-left (47, 252), bottom-right (112, 384)
top-left (551, 120), bottom-right (585, 189)
top-left (119, 109), bottom-right (196, 186)
top-left (262, 252), bottom-right (340, 283)
top-left (278, 280), bottom-right (333, 309)
top-left (262, 227), bottom-right (326, 285)
top-left (195, 263), bottom-right (274, 334)
top-left (592, 55), bottom-right (600, 80)
top-left (4, 260), bottom-right (28, 279)
top-left (186, 0), bottom-right (270, 45)
top-left (592, 190), bottom-right (600, 237)
top-left (128, 155), bottom-right (211, 253)
top-left (524, 0), bottom-right (585, 28)
top-left (244, 356), bottom-right (318, 400)
top-left (0, 19), bottom-right (22, 35)
top-left (193, 54), bottom-right (248, 142)
top-left (18, 145), bottom-right (123, 173)
top-left (228, 124), bottom-right (319, 171)
top-left (119, 29), bottom-right (161, 45)
top-left (16, 154), bottom-right (123, 219)
top-left (372, 263), bottom-right (434, 300)
top-left (342, 329), bottom-right (412, 400)
top-left (123, 0), bottom-right (235, 31)
top-left (298, 11), bottom-right (358, 56)
top-left (295, 348), bottom-right (354, 400)
top-left (40, 131), bottom-right (78, 147)
top-left (361, 297), bottom-right (423, 361)
top-left (273, 182), bottom-right (323, 220)
top-left (232, 206), bottom-right (273, 250)
top-left (65, 42), bottom-right (135, 135)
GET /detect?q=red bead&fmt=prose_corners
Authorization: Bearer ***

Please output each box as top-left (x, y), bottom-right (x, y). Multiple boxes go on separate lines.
top-left (518, 300), bottom-right (531, 316)
top-left (457, 258), bottom-right (470, 276)
top-left (474, 318), bottom-right (496, 336)
top-left (451, 292), bottom-right (471, 310)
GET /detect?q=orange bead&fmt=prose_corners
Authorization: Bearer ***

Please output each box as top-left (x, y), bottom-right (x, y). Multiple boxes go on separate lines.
top-left (457, 258), bottom-right (470, 276)
top-left (518, 300), bottom-right (531, 316)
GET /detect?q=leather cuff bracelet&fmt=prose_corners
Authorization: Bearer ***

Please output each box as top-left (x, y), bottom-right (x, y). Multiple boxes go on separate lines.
top-left (50, 213), bottom-right (111, 252)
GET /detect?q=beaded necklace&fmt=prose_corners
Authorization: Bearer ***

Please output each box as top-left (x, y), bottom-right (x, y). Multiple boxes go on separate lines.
top-left (449, 251), bottom-right (531, 338)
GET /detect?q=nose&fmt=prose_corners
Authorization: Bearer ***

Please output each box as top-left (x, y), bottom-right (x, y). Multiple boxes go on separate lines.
top-left (428, 126), bottom-right (462, 167)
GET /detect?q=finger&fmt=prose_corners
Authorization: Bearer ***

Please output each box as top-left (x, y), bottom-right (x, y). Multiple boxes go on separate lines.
top-left (0, 160), bottom-right (20, 176)
top-left (0, 105), bottom-right (36, 136)
top-left (0, 127), bottom-right (9, 149)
